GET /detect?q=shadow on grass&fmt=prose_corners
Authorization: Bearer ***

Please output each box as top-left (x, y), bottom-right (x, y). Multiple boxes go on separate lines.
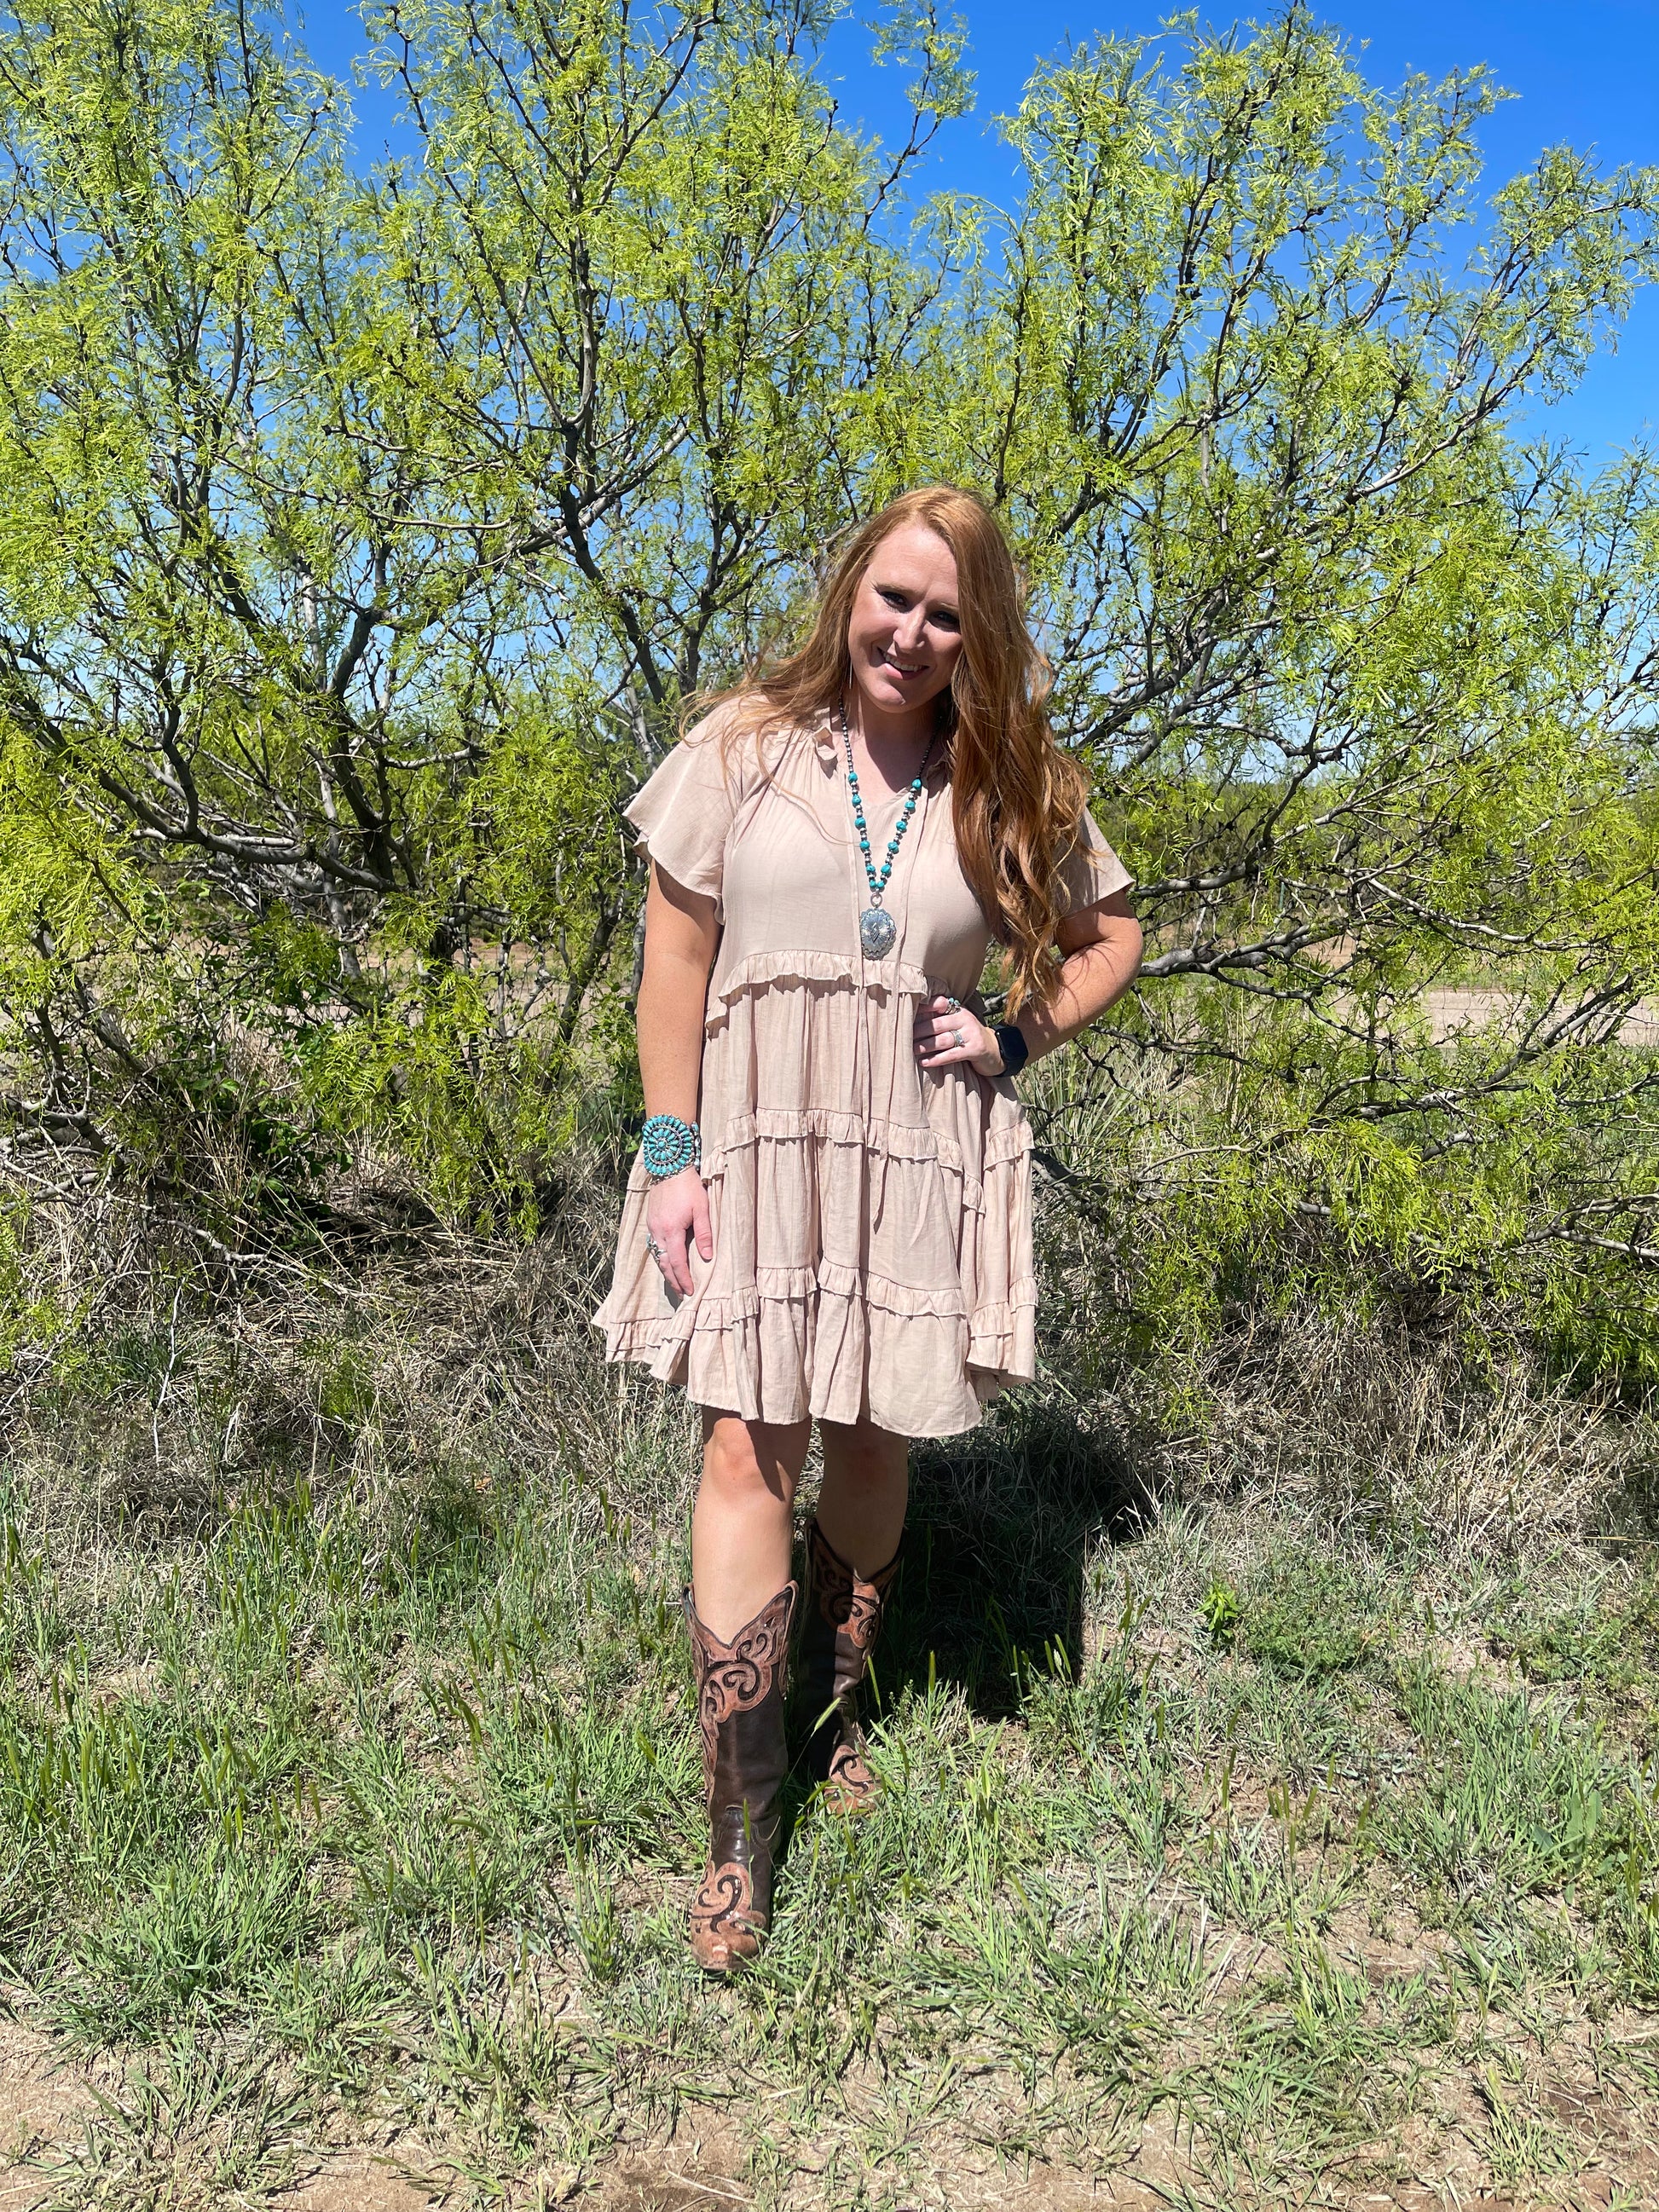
top-left (882, 1392), bottom-right (1151, 1719)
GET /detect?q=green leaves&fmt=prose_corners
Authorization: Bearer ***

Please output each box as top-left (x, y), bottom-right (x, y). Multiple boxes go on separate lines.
top-left (0, 0), bottom-right (1653, 1333)
top-left (871, 1), bottom-right (976, 122)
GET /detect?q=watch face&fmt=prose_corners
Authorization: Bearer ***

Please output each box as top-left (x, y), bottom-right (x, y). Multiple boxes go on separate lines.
top-left (858, 907), bottom-right (898, 958)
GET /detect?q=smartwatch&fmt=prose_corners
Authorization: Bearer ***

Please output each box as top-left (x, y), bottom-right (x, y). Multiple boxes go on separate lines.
top-left (993, 1021), bottom-right (1030, 1077)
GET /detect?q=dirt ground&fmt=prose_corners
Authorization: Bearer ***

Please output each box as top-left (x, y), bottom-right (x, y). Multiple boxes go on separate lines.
top-left (0, 2026), bottom-right (96, 2199)
top-left (3, 2053), bottom-right (1655, 2210)
top-left (1421, 989), bottom-right (1659, 1046)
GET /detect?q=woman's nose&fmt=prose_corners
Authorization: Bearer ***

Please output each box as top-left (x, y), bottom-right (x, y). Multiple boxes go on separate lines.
top-left (893, 610), bottom-right (928, 652)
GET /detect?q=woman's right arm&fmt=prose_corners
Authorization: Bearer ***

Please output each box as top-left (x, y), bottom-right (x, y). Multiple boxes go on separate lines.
top-left (638, 859), bottom-right (721, 1297)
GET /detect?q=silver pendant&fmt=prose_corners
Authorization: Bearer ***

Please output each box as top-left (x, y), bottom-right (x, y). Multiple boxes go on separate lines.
top-left (859, 906), bottom-right (897, 958)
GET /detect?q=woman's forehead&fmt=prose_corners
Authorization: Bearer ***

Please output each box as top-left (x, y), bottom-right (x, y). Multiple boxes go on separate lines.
top-left (865, 523), bottom-right (957, 596)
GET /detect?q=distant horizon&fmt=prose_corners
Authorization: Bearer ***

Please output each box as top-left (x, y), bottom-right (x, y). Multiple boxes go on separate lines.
top-left (294, 0), bottom-right (1658, 463)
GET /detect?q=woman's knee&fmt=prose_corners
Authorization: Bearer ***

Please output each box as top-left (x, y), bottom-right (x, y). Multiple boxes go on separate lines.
top-left (699, 1413), bottom-right (806, 1509)
top-left (820, 1417), bottom-right (909, 1495)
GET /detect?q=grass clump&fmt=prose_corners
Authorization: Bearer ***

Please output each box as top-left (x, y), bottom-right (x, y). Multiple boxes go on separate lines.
top-left (1240, 1555), bottom-right (1383, 1678)
top-left (1197, 1555), bottom-right (1381, 1676)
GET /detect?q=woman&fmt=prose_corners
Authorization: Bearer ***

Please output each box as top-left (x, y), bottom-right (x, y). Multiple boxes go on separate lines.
top-left (593, 487), bottom-right (1142, 1972)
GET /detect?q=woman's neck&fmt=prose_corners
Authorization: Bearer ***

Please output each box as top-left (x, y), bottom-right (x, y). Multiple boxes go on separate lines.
top-left (842, 688), bottom-right (940, 794)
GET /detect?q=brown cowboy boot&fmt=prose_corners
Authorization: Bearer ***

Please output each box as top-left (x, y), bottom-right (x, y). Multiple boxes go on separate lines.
top-left (684, 1581), bottom-right (796, 1972)
top-left (797, 1517), bottom-right (899, 1815)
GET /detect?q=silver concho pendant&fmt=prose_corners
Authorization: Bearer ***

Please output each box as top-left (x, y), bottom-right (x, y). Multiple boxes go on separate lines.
top-left (859, 905), bottom-right (897, 958)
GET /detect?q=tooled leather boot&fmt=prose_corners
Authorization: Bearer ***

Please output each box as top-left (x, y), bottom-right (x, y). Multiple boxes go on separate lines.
top-left (685, 1581), bottom-right (796, 1972)
top-left (797, 1517), bottom-right (899, 1815)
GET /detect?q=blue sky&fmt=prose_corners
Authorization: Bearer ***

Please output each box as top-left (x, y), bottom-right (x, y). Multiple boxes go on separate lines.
top-left (296, 0), bottom-right (1659, 462)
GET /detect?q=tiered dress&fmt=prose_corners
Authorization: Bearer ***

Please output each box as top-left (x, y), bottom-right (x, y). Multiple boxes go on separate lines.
top-left (591, 706), bottom-right (1131, 1439)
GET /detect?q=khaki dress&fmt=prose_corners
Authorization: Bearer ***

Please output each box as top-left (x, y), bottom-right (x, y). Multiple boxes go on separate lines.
top-left (591, 705), bottom-right (1131, 1439)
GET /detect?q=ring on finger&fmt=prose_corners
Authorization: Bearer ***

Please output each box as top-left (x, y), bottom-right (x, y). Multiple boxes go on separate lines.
top-left (953, 1028), bottom-right (964, 1048)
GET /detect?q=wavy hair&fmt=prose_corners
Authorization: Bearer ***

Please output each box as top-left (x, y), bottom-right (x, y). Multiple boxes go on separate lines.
top-left (692, 486), bottom-right (1094, 1018)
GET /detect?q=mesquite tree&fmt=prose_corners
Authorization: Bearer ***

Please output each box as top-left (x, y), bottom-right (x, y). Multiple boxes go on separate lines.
top-left (0, 0), bottom-right (1656, 1367)
top-left (916, 18), bottom-right (1659, 1367)
top-left (0, 0), bottom-right (963, 1214)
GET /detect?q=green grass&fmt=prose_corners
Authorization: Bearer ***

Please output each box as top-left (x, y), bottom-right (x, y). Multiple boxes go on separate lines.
top-left (0, 1370), bottom-right (1656, 2212)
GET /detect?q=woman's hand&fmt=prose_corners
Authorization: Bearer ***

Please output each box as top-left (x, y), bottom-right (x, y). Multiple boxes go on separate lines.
top-left (914, 993), bottom-right (1004, 1077)
top-left (645, 1166), bottom-right (714, 1298)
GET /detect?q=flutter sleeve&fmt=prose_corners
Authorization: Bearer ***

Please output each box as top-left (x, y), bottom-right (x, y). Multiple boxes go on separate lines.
top-left (623, 718), bottom-right (743, 912)
top-left (1055, 806), bottom-right (1134, 918)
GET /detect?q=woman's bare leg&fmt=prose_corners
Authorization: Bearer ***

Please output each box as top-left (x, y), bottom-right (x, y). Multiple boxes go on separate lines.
top-left (815, 1413), bottom-right (910, 1576)
top-left (691, 1408), bottom-right (813, 1638)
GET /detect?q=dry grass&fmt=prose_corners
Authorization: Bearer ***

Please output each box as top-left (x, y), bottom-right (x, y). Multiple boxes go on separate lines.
top-left (0, 1135), bottom-right (1655, 2209)
top-left (1166, 1310), bottom-right (1652, 1550)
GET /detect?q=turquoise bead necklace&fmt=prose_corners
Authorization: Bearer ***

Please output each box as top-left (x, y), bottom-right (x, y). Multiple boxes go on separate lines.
top-left (841, 701), bottom-right (936, 959)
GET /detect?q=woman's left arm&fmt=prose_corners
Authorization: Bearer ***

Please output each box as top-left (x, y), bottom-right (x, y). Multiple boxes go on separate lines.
top-left (915, 891), bottom-right (1143, 1076)
top-left (989, 890), bottom-right (1142, 1071)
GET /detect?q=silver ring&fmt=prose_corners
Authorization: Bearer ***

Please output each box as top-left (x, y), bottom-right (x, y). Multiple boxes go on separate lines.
top-left (645, 1233), bottom-right (663, 1260)
top-left (953, 1028), bottom-right (964, 1048)
top-left (945, 996), bottom-right (961, 1011)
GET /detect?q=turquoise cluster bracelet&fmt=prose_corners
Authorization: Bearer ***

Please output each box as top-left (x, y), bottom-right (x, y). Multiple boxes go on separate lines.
top-left (640, 1113), bottom-right (701, 1180)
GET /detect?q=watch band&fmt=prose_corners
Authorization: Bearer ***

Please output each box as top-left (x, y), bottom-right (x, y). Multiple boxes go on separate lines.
top-left (993, 1021), bottom-right (1030, 1076)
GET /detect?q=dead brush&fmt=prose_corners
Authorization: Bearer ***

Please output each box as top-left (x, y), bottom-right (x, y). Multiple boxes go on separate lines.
top-left (0, 1133), bottom-right (696, 1562)
top-left (2, 1109), bottom-right (1652, 1581)
top-left (1162, 1306), bottom-right (1654, 1552)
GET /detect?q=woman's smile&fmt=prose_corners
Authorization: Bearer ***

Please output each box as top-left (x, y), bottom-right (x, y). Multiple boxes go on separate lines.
top-left (879, 648), bottom-right (928, 679)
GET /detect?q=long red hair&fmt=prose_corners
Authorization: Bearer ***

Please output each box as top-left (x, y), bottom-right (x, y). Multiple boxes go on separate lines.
top-left (693, 487), bottom-right (1094, 1018)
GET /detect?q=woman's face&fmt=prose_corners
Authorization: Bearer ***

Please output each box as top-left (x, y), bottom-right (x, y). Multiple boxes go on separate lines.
top-left (845, 523), bottom-right (963, 726)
